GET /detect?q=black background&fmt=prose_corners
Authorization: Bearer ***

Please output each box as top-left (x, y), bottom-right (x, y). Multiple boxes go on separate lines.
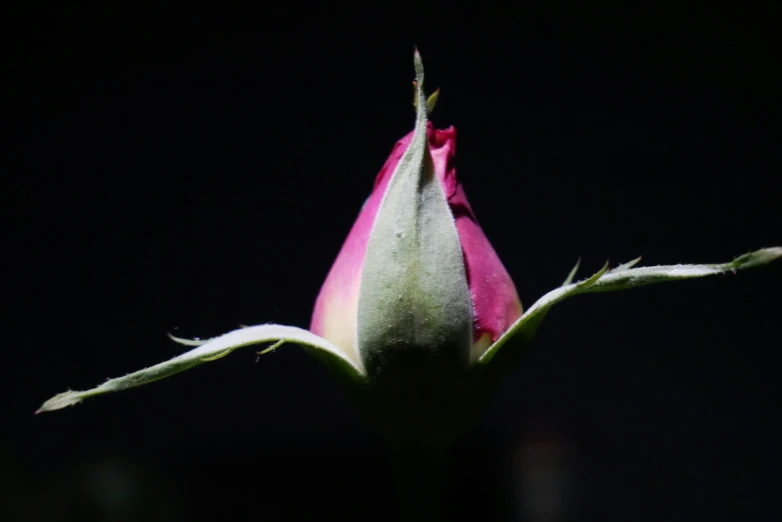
top-left (4, 3), bottom-right (781, 521)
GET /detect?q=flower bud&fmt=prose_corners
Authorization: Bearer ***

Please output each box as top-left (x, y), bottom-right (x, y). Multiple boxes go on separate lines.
top-left (310, 51), bottom-right (522, 378)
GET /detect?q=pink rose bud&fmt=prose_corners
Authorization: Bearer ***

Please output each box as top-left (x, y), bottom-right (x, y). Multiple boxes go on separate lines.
top-left (310, 50), bottom-right (522, 378)
top-left (36, 48), bottom-right (780, 437)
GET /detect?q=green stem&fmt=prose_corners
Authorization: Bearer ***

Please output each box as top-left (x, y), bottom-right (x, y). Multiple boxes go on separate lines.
top-left (387, 441), bottom-right (452, 522)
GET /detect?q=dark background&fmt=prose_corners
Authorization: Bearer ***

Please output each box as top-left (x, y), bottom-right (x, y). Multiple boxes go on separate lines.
top-left (3, 3), bottom-right (780, 521)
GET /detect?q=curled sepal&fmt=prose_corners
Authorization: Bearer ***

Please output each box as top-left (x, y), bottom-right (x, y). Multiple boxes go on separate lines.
top-left (480, 247), bottom-right (782, 365)
top-left (166, 324), bottom-right (254, 347)
top-left (36, 324), bottom-right (366, 413)
top-left (167, 332), bottom-right (212, 346)
top-left (480, 262), bottom-right (610, 365)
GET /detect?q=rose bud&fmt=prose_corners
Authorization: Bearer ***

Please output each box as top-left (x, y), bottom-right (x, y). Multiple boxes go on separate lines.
top-left (38, 50), bottom-right (781, 446)
top-left (310, 86), bottom-right (522, 381)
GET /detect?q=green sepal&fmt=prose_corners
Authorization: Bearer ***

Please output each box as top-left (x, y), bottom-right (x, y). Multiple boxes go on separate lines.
top-left (356, 50), bottom-right (473, 377)
top-left (480, 247), bottom-right (782, 366)
top-left (36, 324), bottom-right (366, 413)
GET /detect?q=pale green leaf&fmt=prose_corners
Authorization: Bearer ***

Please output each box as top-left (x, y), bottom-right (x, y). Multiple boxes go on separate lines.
top-left (588, 247), bottom-right (781, 293)
top-left (37, 324), bottom-right (366, 413)
top-left (480, 247), bottom-right (782, 365)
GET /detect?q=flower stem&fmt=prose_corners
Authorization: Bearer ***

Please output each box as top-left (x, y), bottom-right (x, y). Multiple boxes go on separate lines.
top-left (387, 440), bottom-right (452, 522)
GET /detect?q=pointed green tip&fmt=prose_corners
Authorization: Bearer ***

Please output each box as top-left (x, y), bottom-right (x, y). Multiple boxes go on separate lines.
top-left (562, 257), bottom-right (582, 286)
top-left (413, 48), bottom-right (425, 86)
top-left (411, 50), bottom-right (437, 117)
top-left (612, 256), bottom-right (643, 273)
top-left (412, 51), bottom-right (428, 127)
top-left (426, 89), bottom-right (440, 114)
top-left (730, 247), bottom-right (782, 270)
top-left (36, 390), bottom-right (85, 413)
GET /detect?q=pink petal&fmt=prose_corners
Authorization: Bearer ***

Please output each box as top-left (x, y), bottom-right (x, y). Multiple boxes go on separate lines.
top-left (426, 123), bottom-right (523, 346)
